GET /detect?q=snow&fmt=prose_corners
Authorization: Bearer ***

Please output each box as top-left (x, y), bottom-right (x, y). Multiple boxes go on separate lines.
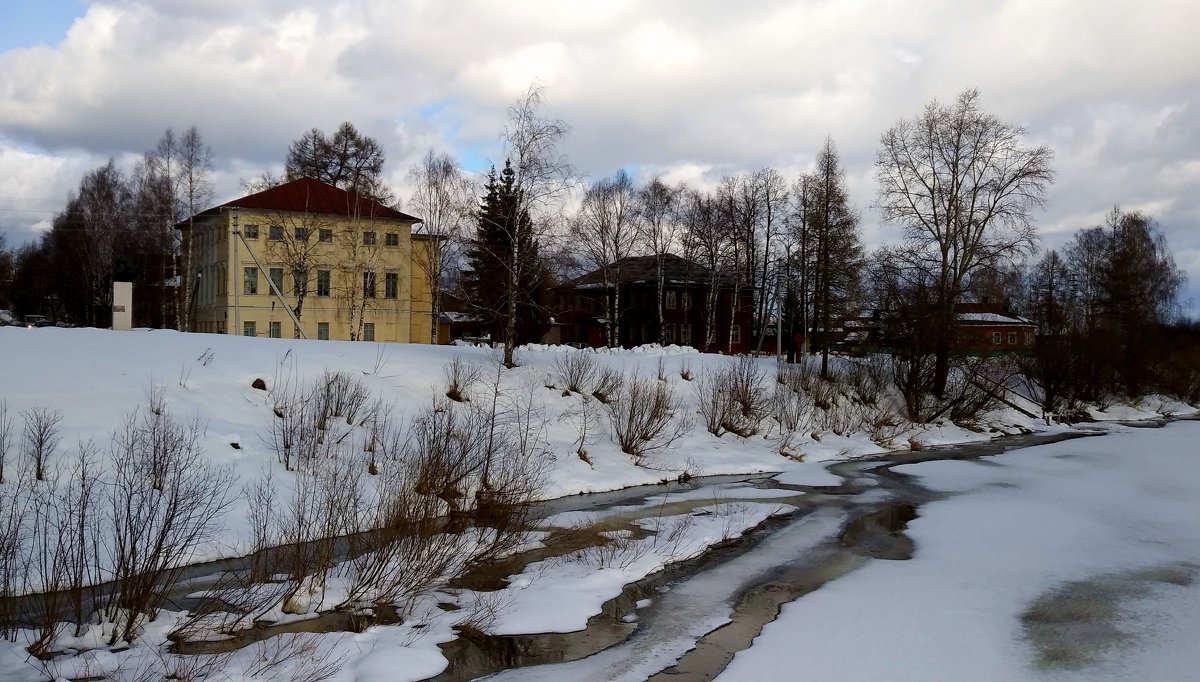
top-left (1, 326), bottom-right (1195, 680)
top-left (718, 420), bottom-right (1200, 682)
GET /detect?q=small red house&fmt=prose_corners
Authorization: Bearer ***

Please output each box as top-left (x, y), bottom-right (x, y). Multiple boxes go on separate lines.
top-left (954, 302), bottom-right (1035, 352)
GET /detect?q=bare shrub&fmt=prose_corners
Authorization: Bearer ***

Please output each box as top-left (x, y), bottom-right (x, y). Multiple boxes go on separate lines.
top-left (679, 358), bottom-right (694, 381)
top-left (22, 407), bottom-right (62, 481)
top-left (0, 399), bottom-right (11, 484)
top-left (771, 382), bottom-right (808, 433)
top-left (592, 365), bottom-right (624, 404)
top-left (609, 375), bottom-right (690, 458)
top-left (445, 356), bottom-right (481, 402)
top-left (694, 358), bottom-right (770, 437)
top-left (656, 356), bottom-right (668, 382)
top-left (560, 392), bottom-right (603, 463)
top-left (847, 355), bottom-right (889, 407)
top-left (0, 467), bottom-right (34, 641)
top-left (554, 350), bottom-right (597, 394)
top-left (102, 406), bottom-right (236, 644)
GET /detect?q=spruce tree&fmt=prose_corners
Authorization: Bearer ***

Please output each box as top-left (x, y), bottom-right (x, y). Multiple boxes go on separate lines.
top-left (465, 161), bottom-right (549, 354)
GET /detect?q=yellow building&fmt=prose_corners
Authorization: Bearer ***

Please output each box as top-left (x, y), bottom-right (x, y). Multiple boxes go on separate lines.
top-left (181, 177), bottom-right (436, 343)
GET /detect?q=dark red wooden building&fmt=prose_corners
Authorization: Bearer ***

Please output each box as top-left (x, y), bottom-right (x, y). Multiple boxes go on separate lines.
top-left (553, 254), bottom-right (754, 353)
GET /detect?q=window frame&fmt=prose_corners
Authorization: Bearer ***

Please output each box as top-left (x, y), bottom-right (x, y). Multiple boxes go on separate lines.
top-left (362, 322), bottom-right (375, 342)
top-left (242, 321), bottom-right (256, 337)
top-left (269, 321), bottom-right (282, 339)
top-left (993, 331), bottom-right (1002, 345)
top-left (731, 324), bottom-right (741, 344)
top-left (317, 322), bottom-right (329, 340)
top-left (268, 267), bottom-right (284, 294)
top-left (385, 232), bottom-right (400, 247)
top-left (319, 228), bottom-right (333, 243)
top-left (385, 272), bottom-right (399, 299)
top-left (665, 290), bottom-right (677, 310)
top-left (294, 227), bottom-right (310, 242)
top-left (243, 267), bottom-right (258, 295)
top-left (243, 224), bottom-right (259, 239)
top-left (1008, 331), bottom-right (1017, 345)
top-left (363, 231), bottom-right (377, 246)
top-left (268, 225), bottom-right (284, 241)
top-left (316, 270), bottom-right (331, 297)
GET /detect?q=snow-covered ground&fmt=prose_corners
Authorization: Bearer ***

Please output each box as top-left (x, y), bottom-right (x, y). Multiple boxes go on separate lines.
top-left (719, 420), bottom-right (1200, 682)
top-left (0, 327), bottom-right (1194, 681)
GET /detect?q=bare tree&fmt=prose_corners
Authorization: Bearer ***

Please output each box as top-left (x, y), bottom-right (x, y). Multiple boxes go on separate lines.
top-left (681, 189), bottom-right (733, 352)
top-left (178, 126), bottom-right (214, 332)
top-left (571, 169), bottom-right (640, 347)
top-left (22, 407), bottom-right (62, 481)
top-left (875, 88), bottom-right (1054, 397)
top-left (407, 150), bottom-right (475, 344)
top-left (0, 399), bottom-right (10, 484)
top-left (636, 177), bottom-right (684, 344)
top-left (287, 122), bottom-right (395, 205)
top-left (497, 83), bottom-right (577, 366)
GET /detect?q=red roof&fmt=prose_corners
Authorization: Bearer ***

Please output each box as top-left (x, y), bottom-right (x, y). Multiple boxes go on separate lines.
top-left (207, 177), bottom-right (419, 223)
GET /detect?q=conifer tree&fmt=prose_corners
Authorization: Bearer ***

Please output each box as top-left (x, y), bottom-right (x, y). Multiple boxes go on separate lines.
top-left (465, 161), bottom-right (549, 353)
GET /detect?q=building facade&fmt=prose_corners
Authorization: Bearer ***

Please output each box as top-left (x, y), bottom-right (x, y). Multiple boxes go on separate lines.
top-left (180, 178), bottom-right (436, 343)
top-left (554, 254), bottom-right (755, 353)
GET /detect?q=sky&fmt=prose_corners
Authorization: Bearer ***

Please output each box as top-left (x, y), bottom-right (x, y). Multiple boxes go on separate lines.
top-left (1, 0), bottom-right (1198, 314)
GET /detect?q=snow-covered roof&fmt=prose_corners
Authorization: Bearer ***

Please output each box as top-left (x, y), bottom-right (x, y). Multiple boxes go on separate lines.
top-left (956, 312), bottom-right (1034, 325)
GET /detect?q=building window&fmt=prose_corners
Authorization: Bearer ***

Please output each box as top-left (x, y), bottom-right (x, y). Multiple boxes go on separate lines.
top-left (294, 268), bottom-right (307, 296)
top-left (269, 225), bottom-right (284, 241)
top-left (682, 291), bottom-right (691, 310)
top-left (385, 232), bottom-right (400, 247)
top-left (663, 324), bottom-right (676, 343)
top-left (316, 270), bottom-right (331, 297)
top-left (243, 224), bottom-right (259, 239)
top-left (385, 272), bottom-right (399, 299)
top-left (243, 267), bottom-right (258, 295)
top-left (295, 227), bottom-right (310, 242)
top-left (269, 321), bottom-right (282, 339)
top-left (362, 323), bottom-right (375, 342)
top-left (319, 228), bottom-right (333, 243)
top-left (681, 324), bottom-right (691, 345)
top-left (363, 271), bottom-right (377, 298)
top-left (666, 291), bottom-right (677, 309)
top-left (993, 332), bottom-right (1002, 345)
top-left (731, 325), bottom-right (741, 344)
top-left (1008, 331), bottom-right (1017, 344)
top-left (243, 321), bottom-right (256, 337)
top-left (269, 267), bottom-right (284, 294)
top-left (363, 231), bottom-right (377, 245)
top-left (317, 322), bottom-right (329, 340)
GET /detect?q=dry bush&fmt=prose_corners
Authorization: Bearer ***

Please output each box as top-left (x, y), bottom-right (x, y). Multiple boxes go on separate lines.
top-left (846, 355), bottom-right (890, 407)
top-left (679, 358), bottom-right (694, 382)
top-left (559, 393), bottom-right (603, 464)
top-left (592, 365), bottom-right (624, 404)
top-left (946, 356), bottom-right (1018, 423)
top-left (444, 356), bottom-right (482, 402)
top-left (22, 406), bottom-right (62, 481)
top-left (554, 350), bottom-right (597, 393)
top-left (0, 399), bottom-right (11, 484)
top-left (102, 406), bottom-right (236, 645)
top-left (771, 382), bottom-right (808, 434)
top-left (609, 375), bottom-right (690, 458)
top-left (0, 467), bottom-right (35, 642)
top-left (267, 369), bottom-right (384, 472)
top-left (694, 358), bottom-right (770, 437)
top-left (656, 357), bottom-right (668, 382)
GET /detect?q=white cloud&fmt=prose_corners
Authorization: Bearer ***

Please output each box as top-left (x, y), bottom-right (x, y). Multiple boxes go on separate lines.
top-left (1, 0), bottom-right (1197, 301)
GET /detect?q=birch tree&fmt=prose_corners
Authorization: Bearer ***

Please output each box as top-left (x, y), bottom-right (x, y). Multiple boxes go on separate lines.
top-left (571, 170), bottom-right (639, 347)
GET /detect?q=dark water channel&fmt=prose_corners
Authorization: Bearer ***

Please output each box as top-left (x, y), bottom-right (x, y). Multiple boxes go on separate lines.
top-left (427, 427), bottom-right (1112, 682)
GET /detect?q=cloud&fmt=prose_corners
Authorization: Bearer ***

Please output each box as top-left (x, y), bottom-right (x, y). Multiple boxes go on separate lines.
top-left (0, 0), bottom-right (1197, 302)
